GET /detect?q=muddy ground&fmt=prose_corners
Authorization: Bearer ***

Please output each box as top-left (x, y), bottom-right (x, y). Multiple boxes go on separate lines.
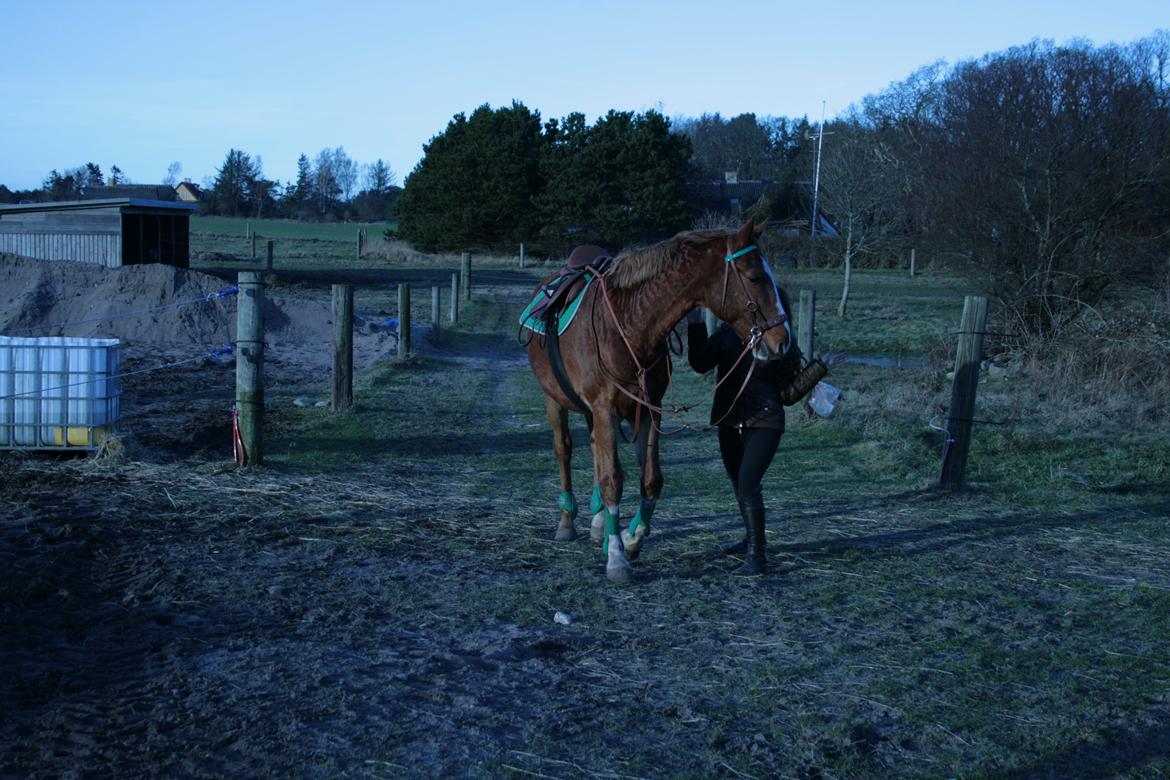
top-left (3, 272), bottom-right (1170, 779)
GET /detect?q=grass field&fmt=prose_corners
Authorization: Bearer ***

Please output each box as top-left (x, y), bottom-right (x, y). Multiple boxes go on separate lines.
top-left (191, 215), bottom-right (396, 241)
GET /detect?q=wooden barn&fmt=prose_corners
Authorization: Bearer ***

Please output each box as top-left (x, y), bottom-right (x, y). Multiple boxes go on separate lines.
top-left (0, 198), bottom-right (197, 269)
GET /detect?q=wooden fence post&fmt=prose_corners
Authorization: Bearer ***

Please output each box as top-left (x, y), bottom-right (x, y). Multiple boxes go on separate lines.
top-left (236, 271), bottom-right (265, 466)
top-left (909, 247), bottom-right (917, 277)
top-left (460, 252), bottom-right (471, 301)
top-left (331, 284), bottom-right (353, 411)
top-left (939, 295), bottom-right (989, 489)
top-left (245, 221), bottom-right (250, 240)
top-left (519, 243), bottom-right (526, 269)
top-left (798, 289), bottom-right (816, 358)
top-left (266, 239), bottom-right (274, 272)
top-left (398, 283), bottom-right (411, 357)
top-left (431, 286), bottom-right (441, 342)
top-left (450, 271), bottom-right (460, 323)
top-left (356, 228), bottom-right (364, 259)
top-left (251, 233), bottom-right (257, 260)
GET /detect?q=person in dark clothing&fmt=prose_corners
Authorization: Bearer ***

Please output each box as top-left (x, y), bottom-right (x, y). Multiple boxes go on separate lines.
top-left (687, 301), bottom-right (842, 575)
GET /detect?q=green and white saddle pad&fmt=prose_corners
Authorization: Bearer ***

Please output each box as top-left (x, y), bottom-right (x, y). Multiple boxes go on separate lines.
top-left (519, 275), bottom-right (595, 336)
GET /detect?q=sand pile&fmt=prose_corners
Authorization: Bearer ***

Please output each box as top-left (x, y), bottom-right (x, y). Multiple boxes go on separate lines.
top-left (0, 254), bottom-right (397, 370)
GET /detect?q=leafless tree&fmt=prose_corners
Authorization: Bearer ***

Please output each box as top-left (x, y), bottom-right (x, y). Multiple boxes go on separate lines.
top-left (921, 38), bottom-right (1170, 334)
top-left (817, 115), bottom-right (903, 316)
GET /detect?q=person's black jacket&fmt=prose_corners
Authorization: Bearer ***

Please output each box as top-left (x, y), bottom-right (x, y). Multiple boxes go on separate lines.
top-left (687, 322), bottom-right (802, 431)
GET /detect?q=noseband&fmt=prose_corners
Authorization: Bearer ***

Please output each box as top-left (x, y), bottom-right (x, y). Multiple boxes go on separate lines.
top-left (721, 244), bottom-right (787, 350)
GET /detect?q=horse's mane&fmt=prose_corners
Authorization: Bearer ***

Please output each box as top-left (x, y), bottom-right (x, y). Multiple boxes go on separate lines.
top-left (606, 229), bottom-right (726, 290)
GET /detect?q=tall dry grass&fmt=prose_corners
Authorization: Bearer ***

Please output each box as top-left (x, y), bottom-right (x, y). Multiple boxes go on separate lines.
top-left (979, 281), bottom-right (1170, 429)
top-left (359, 236), bottom-right (544, 268)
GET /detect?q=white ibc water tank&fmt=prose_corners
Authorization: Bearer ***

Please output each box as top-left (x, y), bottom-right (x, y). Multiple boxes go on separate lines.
top-left (0, 336), bottom-right (121, 450)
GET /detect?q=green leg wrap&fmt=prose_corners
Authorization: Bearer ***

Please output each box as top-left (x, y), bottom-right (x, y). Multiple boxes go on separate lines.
top-left (601, 505), bottom-right (619, 556)
top-left (590, 484), bottom-right (604, 515)
top-left (628, 497), bottom-right (656, 537)
top-left (557, 491), bottom-right (577, 520)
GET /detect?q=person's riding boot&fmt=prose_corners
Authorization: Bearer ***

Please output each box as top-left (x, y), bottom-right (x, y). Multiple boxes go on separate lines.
top-left (719, 497), bottom-right (750, 555)
top-left (732, 494), bottom-right (767, 576)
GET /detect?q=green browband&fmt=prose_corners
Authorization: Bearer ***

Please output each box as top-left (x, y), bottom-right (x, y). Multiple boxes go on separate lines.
top-left (724, 245), bottom-right (757, 263)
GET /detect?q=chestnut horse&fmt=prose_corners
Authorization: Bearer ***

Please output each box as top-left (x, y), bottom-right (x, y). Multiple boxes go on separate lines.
top-left (525, 220), bottom-right (791, 582)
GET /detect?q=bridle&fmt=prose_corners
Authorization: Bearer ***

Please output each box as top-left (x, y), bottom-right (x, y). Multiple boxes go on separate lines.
top-left (720, 243), bottom-right (788, 353)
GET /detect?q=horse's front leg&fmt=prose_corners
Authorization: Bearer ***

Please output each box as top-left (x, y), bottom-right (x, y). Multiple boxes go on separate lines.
top-left (544, 395), bottom-right (578, 541)
top-left (622, 411), bottom-right (661, 560)
top-left (592, 408), bottom-right (632, 583)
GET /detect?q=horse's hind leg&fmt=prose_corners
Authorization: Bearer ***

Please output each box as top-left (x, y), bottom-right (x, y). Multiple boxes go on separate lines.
top-left (622, 411), bottom-right (661, 560)
top-left (545, 395), bottom-right (578, 541)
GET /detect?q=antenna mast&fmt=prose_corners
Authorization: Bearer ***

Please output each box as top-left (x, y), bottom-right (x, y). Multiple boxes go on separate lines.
top-left (810, 100), bottom-right (826, 237)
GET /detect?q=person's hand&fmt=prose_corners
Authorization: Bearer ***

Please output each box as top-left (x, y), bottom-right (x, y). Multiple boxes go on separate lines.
top-left (819, 347), bottom-right (847, 369)
top-left (686, 306), bottom-right (704, 325)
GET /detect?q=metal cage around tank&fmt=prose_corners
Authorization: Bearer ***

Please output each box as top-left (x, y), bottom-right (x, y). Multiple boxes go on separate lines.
top-left (0, 336), bottom-right (122, 451)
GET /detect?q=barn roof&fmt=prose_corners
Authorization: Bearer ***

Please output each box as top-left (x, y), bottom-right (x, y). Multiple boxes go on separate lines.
top-left (0, 199), bottom-right (197, 215)
top-left (81, 184), bottom-right (178, 201)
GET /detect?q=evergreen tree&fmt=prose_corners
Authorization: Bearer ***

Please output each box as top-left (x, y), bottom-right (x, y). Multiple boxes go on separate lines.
top-left (82, 162), bottom-right (104, 190)
top-left (43, 170), bottom-right (79, 200)
top-left (288, 154), bottom-right (314, 217)
top-left (209, 149), bottom-right (260, 216)
top-left (398, 101), bottom-right (545, 250)
top-left (541, 110), bottom-right (691, 247)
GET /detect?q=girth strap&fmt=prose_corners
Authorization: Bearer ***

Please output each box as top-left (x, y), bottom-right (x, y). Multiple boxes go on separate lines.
top-left (545, 310), bottom-right (594, 432)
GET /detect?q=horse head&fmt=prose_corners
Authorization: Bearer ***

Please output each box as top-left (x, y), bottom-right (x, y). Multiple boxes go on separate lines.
top-left (703, 219), bottom-right (790, 361)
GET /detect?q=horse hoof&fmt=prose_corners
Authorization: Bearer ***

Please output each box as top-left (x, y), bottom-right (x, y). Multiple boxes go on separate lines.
top-left (606, 559), bottom-right (634, 583)
top-left (554, 511), bottom-right (577, 541)
top-left (590, 512), bottom-right (605, 543)
top-left (606, 536), bottom-right (633, 583)
top-left (621, 527), bottom-right (648, 561)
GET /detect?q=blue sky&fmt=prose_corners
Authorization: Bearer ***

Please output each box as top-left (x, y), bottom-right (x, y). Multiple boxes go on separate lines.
top-left (1, 0), bottom-right (1165, 191)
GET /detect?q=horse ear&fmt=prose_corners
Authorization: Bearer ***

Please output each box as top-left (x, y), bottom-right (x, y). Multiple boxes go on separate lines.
top-left (734, 220), bottom-right (754, 245)
top-left (752, 218), bottom-right (767, 240)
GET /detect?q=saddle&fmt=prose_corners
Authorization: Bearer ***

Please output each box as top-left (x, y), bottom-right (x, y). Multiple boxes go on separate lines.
top-left (527, 245), bottom-right (612, 323)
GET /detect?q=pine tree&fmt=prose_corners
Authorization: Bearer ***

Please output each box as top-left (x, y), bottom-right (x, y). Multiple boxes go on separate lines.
top-left (397, 101), bottom-right (545, 250)
top-left (209, 149), bottom-right (259, 216)
top-left (540, 110), bottom-right (691, 247)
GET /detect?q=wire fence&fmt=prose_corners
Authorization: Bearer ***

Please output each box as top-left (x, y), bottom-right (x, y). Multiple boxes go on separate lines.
top-left (1, 285), bottom-right (240, 405)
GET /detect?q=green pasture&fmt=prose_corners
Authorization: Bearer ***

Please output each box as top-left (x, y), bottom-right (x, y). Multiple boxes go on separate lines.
top-left (190, 215), bottom-right (395, 241)
top-left (255, 283), bottom-right (1170, 777)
